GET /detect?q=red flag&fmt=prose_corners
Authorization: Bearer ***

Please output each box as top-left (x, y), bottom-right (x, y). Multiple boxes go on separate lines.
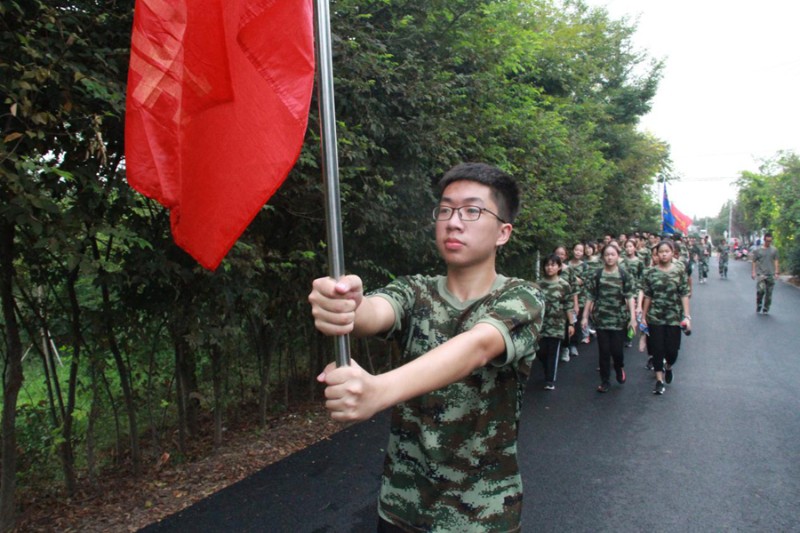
top-left (670, 203), bottom-right (693, 235)
top-left (125, 0), bottom-right (315, 270)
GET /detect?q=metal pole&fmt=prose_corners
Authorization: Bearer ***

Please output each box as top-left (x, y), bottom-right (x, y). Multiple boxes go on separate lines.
top-left (660, 176), bottom-right (665, 234)
top-left (314, 0), bottom-right (350, 367)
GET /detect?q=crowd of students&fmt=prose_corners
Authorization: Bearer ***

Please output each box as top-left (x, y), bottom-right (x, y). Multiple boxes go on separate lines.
top-left (536, 231), bottom-right (693, 395)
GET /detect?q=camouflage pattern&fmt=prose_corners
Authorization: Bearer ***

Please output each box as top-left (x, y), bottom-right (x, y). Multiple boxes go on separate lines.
top-left (642, 264), bottom-right (690, 326)
top-left (756, 276), bottom-right (776, 311)
top-left (370, 274), bottom-right (544, 532)
top-left (565, 260), bottom-right (588, 306)
top-left (752, 245), bottom-right (779, 311)
top-left (538, 277), bottom-right (573, 338)
top-left (637, 246), bottom-right (651, 267)
top-left (620, 256), bottom-right (644, 291)
top-left (718, 244), bottom-right (729, 276)
top-left (698, 242), bottom-right (711, 277)
top-left (689, 242), bottom-right (703, 273)
top-left (558, 262), bottom-right (579, 298)
top-left (584, 268), bottom-right (635, 330)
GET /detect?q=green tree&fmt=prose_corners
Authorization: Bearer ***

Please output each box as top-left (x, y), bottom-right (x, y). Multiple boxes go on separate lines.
top-left (1, 1), bottom-right (671, 526)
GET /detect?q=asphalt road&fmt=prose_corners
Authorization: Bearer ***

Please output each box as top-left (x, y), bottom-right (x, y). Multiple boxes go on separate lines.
top-left (142, 258), bottom-right (800, 532)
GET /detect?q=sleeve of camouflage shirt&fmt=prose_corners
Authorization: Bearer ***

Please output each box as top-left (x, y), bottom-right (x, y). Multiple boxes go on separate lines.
top-left (468, 280), bottom-right (545, 367)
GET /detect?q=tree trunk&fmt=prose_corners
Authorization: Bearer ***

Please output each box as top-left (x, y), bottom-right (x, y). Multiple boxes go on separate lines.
top-left (86, 360), bottom-right (101, 485)
top-left (0, 221), bottom-right (23, 532)
top-left (211, 346), bottom-right (224, 450)
top-left (171, 316), bottom-right (200, 455)
top-left (173, 336), bottom-right (187, 455)
top-left (251, 317), bottom-right (274, 428)
top-left (92, 241), bottom-right (141, 474)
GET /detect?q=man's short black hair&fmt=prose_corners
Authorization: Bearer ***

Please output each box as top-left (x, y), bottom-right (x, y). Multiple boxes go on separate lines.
top-left (437, 162), bottom-right (520, 223)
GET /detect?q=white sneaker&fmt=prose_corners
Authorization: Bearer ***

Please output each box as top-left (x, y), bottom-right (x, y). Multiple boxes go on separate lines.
top-left (560, 348), bottom-right (570, 362)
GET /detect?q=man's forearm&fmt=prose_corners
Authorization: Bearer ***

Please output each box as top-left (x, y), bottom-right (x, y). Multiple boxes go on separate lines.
top-left (371, 323), bottom-right (505, 411)
top-left (352, 296), bottom-right (396, 338)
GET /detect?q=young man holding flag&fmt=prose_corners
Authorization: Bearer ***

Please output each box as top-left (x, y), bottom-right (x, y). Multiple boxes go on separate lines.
top-left (309, 163), bottom-right (544, 532)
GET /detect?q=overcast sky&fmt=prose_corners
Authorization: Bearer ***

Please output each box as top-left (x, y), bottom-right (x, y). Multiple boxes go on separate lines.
top-left (585, 0), bottom-right (800, 219)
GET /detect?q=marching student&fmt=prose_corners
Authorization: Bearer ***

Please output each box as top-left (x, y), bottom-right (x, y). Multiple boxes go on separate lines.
top-left (309, 162), bottom-right (544, 531)
top-left (555, 245), bottom-right (580, 362)
top-left (641, 239), bottom-right (692, 395)
top-left (537, 254), bottom-right (575, 390)
top-left (581, 243), bottom-right (637, 393)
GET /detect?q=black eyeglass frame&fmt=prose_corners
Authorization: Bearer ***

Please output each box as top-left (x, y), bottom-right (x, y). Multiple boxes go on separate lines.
top-left (432, 205), bottom-right (507, 224)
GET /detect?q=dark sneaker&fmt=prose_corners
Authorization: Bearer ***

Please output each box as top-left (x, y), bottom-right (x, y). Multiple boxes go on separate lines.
top-left (665, 368), bottom-right (673, 384)
top-left (646, 357), bottom-right (654, 371)
top-left (597, 381), bottom-right (610, 393)
top-left (544, 382), bottom-right (555, 391)
top-left (762, 309), bottom-right (769, 315)
top-left (616, 367), bottom-right (626, 384)
top-left (653, 381), bottom-right (665, 395)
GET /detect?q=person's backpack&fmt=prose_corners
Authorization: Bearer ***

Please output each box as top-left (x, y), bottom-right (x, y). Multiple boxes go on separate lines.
top-left (592, 266), bottom-right (630, 303)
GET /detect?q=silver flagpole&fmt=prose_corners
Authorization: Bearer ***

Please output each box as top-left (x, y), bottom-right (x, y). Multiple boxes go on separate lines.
top-left (314, 0), bottom-right (350, 367)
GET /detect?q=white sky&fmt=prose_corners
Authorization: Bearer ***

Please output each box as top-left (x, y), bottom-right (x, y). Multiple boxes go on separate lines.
top-left (585, 0), bottom-right (800, 219)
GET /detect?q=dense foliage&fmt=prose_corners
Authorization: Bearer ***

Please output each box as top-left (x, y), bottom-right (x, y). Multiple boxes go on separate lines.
top-left (734, 152), bottom-right (799, 274)
top-left (0, 0), bottom-right (679, 527)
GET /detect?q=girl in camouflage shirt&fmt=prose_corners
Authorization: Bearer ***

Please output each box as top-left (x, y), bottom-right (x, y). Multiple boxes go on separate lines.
top-left (581, 244), bottom-right (637, 393)
top-left (566, 242), bottom-right (588, 352)
top-left (538, 254), bottom-right (575, 390)
top-left (555, 246), bottom-right (580, 362)
top-left (641, 240), bottom-right (692, 395)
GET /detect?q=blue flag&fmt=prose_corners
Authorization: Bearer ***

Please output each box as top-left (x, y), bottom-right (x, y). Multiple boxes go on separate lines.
top-left (662, 183), bottom-right (677, 234)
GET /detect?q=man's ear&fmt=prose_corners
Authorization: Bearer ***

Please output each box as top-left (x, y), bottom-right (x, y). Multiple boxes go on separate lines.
top-left (496, 223), bottom-right (512, 247)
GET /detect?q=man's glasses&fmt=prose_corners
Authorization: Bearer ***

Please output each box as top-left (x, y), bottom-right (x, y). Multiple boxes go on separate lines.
top-left (433, 205), bottom-right (507, 223)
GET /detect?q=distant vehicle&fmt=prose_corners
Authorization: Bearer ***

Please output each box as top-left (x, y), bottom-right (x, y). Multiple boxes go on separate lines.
top-left (735, 247), bottom-right (749, 260)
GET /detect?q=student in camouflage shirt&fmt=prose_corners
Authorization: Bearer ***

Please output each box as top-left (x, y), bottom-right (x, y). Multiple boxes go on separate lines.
top-left (717, 241), bottom-right (730, 278)
top-left (641, 240), bottom-right (691, 395)
top-left (537, 254), bottom-right (575, 390)
top-left (309, 163), bottom-right (544, 532)
top-left (565, 242), bottom-right (588, 353)
top-left (621, 239), bottom-right (645, 306)
top-left (555, 246), bottom-right (580, 362)
top-left (580, 243), bottom-right (637, 393)
top-left (696, 235), bottom-right (712, 284)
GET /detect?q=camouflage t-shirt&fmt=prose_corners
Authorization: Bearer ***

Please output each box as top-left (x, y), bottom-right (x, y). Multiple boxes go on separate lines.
top-left (565, 260), bottom-right (587, 306)
top-left (637, 247), bottom-right (651, 267)
top-left (558, 263), bottom-right (579, 298)
top-left (642, 264), bottom-right (690, 326)
top-left (370, 274), bottom-right (544, 532)
top-left (538, 277), bottom-right (573, 338)
top-left (584, 267), bottom-right (635, 330)
top-left (620, 256), bottom-right (644, 291)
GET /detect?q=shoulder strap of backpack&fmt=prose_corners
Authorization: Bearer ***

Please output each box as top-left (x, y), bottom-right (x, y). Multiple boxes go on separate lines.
top-left (594, 266), bottom-right (628, 301)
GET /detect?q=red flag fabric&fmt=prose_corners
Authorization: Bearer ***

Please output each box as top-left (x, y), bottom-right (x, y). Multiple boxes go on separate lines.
top-left (125, 0), bottom-right (315, 270)
top-left (670, 203), bottom-right (693, 235)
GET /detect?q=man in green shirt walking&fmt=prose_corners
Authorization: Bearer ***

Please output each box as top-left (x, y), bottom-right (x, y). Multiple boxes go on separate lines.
top-left (751, 233), bottom-right (780, 314)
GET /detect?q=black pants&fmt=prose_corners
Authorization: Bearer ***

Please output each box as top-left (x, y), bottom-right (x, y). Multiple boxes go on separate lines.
top-left (597, 329), bottom-right (624, 382)
top-left (537, 336), bottom-right (561, 383)
top-left (648, 324), bottom-right (681, 372)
